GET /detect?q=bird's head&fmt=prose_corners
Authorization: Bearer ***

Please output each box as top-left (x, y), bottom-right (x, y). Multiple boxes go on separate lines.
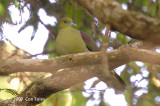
top-left (58, 17), bottom-right (77, 30)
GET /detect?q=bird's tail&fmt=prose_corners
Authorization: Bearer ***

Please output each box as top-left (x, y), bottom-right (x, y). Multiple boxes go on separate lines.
top-left (98, 70), bottom-right (126, 92)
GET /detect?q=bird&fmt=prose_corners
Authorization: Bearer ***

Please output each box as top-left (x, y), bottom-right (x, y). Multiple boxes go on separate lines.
top-left (55, 17), bottom-right (99, 55)
top-left (55, 17), bottom-right (126, 91)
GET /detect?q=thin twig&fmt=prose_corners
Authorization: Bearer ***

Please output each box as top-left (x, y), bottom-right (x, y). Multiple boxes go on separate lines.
top-left (155, 0), bottom-right (159, 18)
top-left (36, 15), bottom-right (56, 39)
top-left (101, 24), bottom-right (110, 77)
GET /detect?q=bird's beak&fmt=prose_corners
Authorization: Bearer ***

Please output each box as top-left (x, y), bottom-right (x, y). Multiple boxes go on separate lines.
top-left (70, 22), bottom-right (77, 27)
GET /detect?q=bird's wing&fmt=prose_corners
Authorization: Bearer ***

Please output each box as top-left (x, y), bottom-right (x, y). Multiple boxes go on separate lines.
top-left (80, 31), bottom-right (100, 52)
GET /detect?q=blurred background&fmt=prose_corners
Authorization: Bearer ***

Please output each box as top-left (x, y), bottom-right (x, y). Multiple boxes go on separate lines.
top-left (0, 0), bottom-right (160, 106)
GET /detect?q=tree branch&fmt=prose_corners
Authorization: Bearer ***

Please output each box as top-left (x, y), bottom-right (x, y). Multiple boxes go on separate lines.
top-left (0, 47), bottom-right (160, 75)
top-left (0, 66), bottom-right (99, 105)
top-left (1, 47), bottom-right (160, 105)
top-left (76, 0), bottom-right (160, 45)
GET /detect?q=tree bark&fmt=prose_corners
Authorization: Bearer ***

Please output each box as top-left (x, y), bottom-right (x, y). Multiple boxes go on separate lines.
top-left (76, 0), bottom-right (160, 45)
top-left (1, 47), bottom-right (160, 75)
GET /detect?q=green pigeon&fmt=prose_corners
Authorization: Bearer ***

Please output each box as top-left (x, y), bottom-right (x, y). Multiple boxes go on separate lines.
top-left (55, 17), bottom-right (125, 91)
top-left (56, 17), bottom-right (99, 55)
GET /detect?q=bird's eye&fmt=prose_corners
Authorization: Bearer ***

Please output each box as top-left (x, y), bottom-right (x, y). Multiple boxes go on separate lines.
top-left (64, 20), bottom-right (67, 23)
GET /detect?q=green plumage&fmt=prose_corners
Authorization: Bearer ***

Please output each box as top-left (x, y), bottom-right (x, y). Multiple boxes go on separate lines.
top-left (56, 26), bottom-right (88, 55)
top-left (56, 17), bottom-right (89, 56)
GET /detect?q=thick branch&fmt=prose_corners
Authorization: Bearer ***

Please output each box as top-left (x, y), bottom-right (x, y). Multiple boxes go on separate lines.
top-left (0, 66), bottom-right (98, 105)
top-left (76, 0), bottom-right (160, 45)
top-left (0, 47), bottom-right (160, 75)
top-left (1, 47), bottom-right (160, 105)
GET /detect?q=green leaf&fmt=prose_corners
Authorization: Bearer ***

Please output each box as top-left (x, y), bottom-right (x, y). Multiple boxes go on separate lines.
top-left (124, 86), bottom-right (132, 105)
top-left (134, 0), bottom-right (141, 6)
top-left (0, 4), bottom-right (4, 17)
top-left (117, 33), bottom-right (131, 44)
top-left (142, 0), bottom-right (148, 6)
top-left (44, 36), bottom-right (56, 58)
top-left (1, 0), bottom-right (8, 6)
top-left (0, 88), bottom-right (19, 96)
top-left (72, 92), bottom-right (87, 106)
top-left (150, 5), bottom-right (156, 16)
top-left (117, 0), bottom-right (129, 4)
top-left (14, 0), bottom-right (19, 8)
